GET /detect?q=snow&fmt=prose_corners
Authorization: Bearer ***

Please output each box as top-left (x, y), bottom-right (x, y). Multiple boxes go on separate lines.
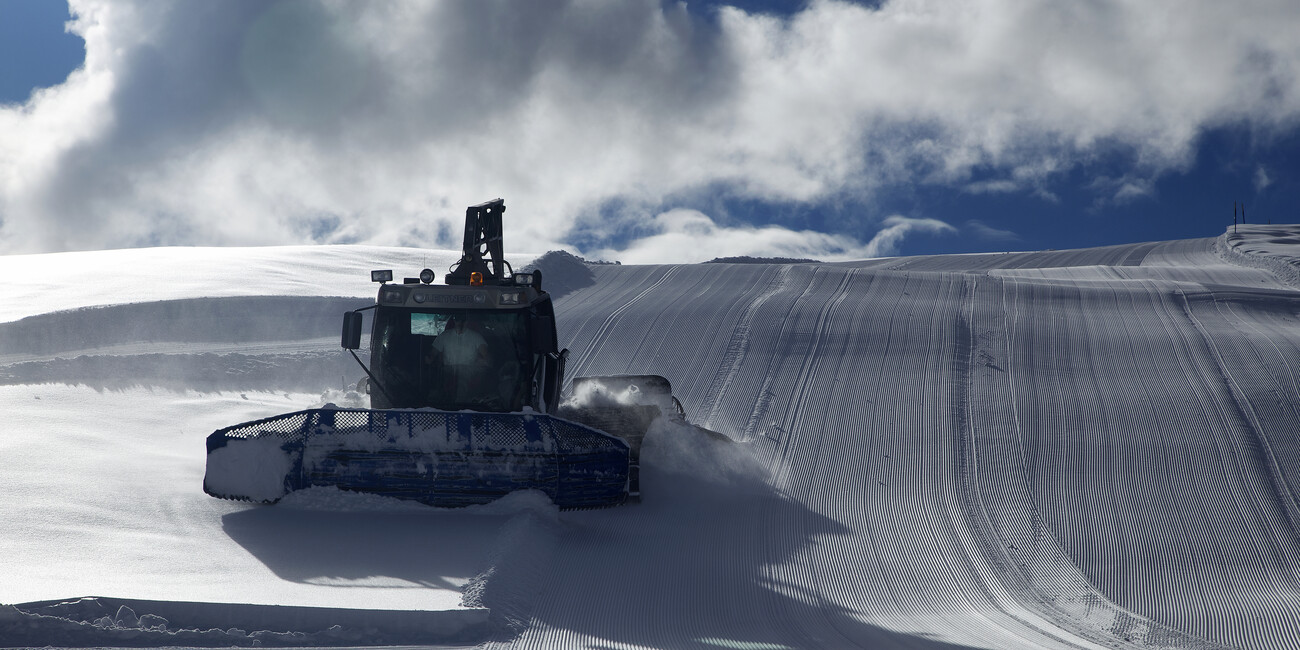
top-left (4, 230), bottom-right (1300, 648)
top-left (205, 435), bottom-right (294, 503)
top-left (0, 244), bottom-right (539, 323)
top-left (1217, 224), bottom-right (1300, 289)
top-left (561, 375), bottom-right (677, 415)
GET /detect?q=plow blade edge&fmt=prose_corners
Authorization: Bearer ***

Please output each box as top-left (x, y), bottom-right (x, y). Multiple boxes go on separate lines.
top-left (204, 408), bottom-right (630, 509)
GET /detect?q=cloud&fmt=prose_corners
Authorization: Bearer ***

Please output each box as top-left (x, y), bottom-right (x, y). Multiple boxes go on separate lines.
top-left (864, 215), bottom-right (956, 258)
top-left (1255, 165), bottom-right (1273, 192)
top-left (593, 210), bottom-right (953, 263)
top-left (1087, 173), bottom-right (1157, 207)
top-left (964, 219), bottom-right (1019, 242)
top-left (1, 0), bottom-right (1299, 258)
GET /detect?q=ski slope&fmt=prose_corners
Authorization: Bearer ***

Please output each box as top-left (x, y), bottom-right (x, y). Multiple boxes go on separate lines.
top-left (3, 226), bottom-right (1300, 648)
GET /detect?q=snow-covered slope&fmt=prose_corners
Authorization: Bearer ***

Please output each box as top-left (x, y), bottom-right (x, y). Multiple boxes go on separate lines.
top-left (3, 228), bottom-right (1299, 648)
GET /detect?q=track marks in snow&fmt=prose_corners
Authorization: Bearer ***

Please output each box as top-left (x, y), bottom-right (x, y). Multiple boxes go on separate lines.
top-left (524, 246), bottom-right (1300, 649)
top-left (698, 264), bottom-right (794, 432)
top-left (1189, 288), bottom-right (1300, 530)
top-left (987, 270), bottom-right (1300, 650)
top-left (960, 275), bottom-right (1227, 649)
top-left (514, 264), bottom-right (1118, 649)
top-left (556, 263), bottom-right (801, 431)
top-left (560, 265), bottom-right (683, 378)
top-left (760, 266), bottom-right (859, 487)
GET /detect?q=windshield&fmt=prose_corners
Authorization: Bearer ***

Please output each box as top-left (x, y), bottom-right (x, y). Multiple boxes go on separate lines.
top-left (371, 307), bottom-right (532, 412)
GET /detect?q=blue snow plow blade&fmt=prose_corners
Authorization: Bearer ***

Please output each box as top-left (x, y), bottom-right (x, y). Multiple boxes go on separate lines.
top-left (204, 408), bottom-right (630, 509)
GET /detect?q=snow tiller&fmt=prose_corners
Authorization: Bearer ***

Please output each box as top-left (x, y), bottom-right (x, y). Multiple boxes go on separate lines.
top-left (204, 199), bottom-right (709, 509)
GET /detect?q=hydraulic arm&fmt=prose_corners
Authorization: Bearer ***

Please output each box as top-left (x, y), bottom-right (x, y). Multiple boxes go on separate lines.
top-left (445, 198), bottom-right (506, 285)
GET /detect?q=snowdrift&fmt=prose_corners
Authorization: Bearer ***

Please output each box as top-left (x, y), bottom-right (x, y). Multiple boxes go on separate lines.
top-left (3, 228), bottom-right (1300, 649)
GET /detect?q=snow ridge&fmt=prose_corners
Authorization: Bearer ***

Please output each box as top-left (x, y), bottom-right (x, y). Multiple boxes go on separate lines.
top-left (1216, 225), bottom-right (1300, 289)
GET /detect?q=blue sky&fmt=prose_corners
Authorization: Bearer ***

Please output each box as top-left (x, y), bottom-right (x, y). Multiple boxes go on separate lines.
top-left (0, 1), bottom-right (84, 102)
top-left (1, 0), bottom-right (1297, 261)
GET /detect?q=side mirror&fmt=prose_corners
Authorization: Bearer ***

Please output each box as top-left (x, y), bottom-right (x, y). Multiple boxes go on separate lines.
top-left (341, 311), bottom-right (364, 350)
top-left (531, 316), bottom-right (557, 354)
top-left (542, 348), bottom-right (569, 413)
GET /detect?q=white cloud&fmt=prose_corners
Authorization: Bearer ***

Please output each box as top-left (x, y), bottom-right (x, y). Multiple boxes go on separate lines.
top-left (1087, 173), bottom-right (1157, 207)
top-left (864, 215), bottom-right (957, 258)
top-left (594, 210), bottom-right (953, 263)
top-left (1255, 165), bottom-right (1273, 192)
top-left (1, 0), bottom-right (1299, 258)
top-left (965, 219), bottom-right (1019, 242)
